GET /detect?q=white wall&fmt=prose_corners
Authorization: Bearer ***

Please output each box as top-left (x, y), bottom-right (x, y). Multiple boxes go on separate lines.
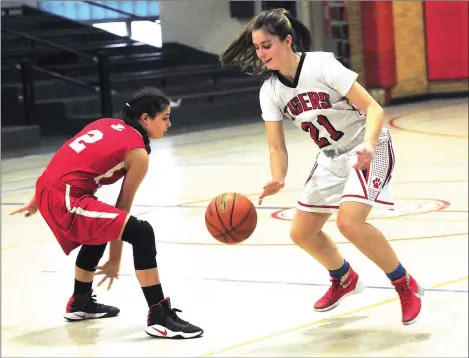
top-left (159, 0), bottom-right (251, 55)
top-left (1, 0), bottom-right (37, 7)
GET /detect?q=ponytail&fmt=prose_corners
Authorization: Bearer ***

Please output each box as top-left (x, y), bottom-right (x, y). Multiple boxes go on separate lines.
top-left (220, 8), bottom-right (312, 77)
top-left (219, 18), bottom-right (265, 76)
top-left (283, 11), bottom-right (312, 53)
top-left (122, 87), bottom-right (170, 154)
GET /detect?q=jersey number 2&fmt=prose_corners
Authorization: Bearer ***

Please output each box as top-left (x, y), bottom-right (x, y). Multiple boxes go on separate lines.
top-left (301, 115), bottom-right (344, 149)
top-left (69, 124), bottom-right (125, 153)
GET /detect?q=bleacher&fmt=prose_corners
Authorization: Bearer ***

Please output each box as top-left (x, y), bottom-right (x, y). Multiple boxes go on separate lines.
top-left (1, 4), bottom-right (261, 150)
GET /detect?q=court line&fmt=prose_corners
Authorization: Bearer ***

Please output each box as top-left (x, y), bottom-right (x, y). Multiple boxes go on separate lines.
top-left (2, 202), bottom-right (468, 219)
top-left (149, 232), bottom-right (467, 246)
top-left (174, 184), bottom-right (467, 207)
top-left (384, 217), bottom-right (468, 223)
top-left (198, 275), bottom-right (469, 357)
top-left (2, 232), bottom-right (466, 251)
top-left (38, 269), bottom-right (468, 294)
top-left (389, 113), bottom-right (469, 138)
top-left (1, 185), bottom-right (35, 193)
top-left (1, 101), bottom-right (463, 178)
top-left (201, 277), bottom-right (469, 294)
top-left (2, 105), bottom-right (467, 193)
top-left (1, 177), bottom-right (467, 195)
top-left (271, 198), bottom-right (450, 222)
top-left (0, 202), bottom-right (290, 210)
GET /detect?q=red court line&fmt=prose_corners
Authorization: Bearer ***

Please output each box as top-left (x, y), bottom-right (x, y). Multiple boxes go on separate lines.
top-left (389, 113), bottom-right (468, 138)
top-left (271, 198), bottom-right (450, 221)
top-left (154, 232), bottom-right (467, 246)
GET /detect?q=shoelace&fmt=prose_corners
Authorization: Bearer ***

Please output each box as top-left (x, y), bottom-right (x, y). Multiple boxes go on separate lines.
top-left (87, 292), bottom-right (104, 311)
top-left (395, 283), bottom-right (413, 307)
top-left (147, 309), bottom-right (152, 326)
top-left (168, 307), bottom-right (189, 326)
top-left (330, 277), bottom-right (342, 289)
top-left (147, 303), bottom-right (188, 326)
top-left (322, 277), bottom-right (342, 298)
top-left (88, 292), bottom-right (97, 303)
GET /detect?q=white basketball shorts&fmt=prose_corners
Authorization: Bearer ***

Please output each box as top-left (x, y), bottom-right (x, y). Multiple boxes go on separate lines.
top-left (297, 128), bottom-right (396, 213)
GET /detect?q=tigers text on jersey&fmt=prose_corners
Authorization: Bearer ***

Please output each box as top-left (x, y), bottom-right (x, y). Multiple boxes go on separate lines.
top-left (259, 52), bottom-right (366, 152)
top-left (43, 118), bottom-right (146, 195)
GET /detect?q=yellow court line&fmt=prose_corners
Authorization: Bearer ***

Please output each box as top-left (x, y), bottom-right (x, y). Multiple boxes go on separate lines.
top-left (1, 239), bottom-right (53, 250)
top-left (380, 217), bottom-right (468, 223)
top-left (198, 275), bottom-right (468, 357)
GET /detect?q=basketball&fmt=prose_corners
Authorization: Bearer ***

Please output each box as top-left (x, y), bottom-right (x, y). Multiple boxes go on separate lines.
top-left (205, 192), bottom-right (257, 244)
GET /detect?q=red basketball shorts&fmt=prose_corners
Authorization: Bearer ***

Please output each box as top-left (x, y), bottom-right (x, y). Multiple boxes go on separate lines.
top-left (35, 175), bottom-right (128, 255)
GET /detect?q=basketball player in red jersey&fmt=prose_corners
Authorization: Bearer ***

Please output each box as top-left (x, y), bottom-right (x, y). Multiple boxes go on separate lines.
top-left (11, 88), bottom-right (203, 339)
top-left (220, 9), bottom-right (423, 325)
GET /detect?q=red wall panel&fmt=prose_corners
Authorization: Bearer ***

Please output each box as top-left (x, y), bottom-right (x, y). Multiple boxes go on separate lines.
top-left (361, 2), bottom-right (397, 88)
top-left (424, 1), bottom-right (468, 80)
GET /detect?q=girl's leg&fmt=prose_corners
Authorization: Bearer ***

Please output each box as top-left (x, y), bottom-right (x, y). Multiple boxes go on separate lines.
top-left (290, 208), bottom-right (365, 312)
top-left (337, 201), bottom-right (424, 325)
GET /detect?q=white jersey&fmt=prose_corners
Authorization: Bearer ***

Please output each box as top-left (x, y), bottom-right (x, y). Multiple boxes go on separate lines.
top-left (259, 52), bottom-right (366, 152)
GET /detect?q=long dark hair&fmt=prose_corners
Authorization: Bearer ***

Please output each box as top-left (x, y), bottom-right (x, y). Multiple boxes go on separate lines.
top-left (219, 8), bottom-right (312, 76)
top-left (121, 87), bottom-right (170, 154)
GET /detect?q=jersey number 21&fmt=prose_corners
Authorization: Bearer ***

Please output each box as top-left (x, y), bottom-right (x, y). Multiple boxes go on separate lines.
top-left (301, 115), bottom-right (344, 149)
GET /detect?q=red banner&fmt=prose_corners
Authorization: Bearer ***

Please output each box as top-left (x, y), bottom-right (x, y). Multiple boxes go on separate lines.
top-left (360, 2), bottom-right (397, 89)
top-left (424, 1), bottom-right (468, 80)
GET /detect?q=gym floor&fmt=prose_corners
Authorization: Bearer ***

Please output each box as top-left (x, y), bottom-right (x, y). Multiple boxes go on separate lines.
top-left (2, 97), bottom-right (467, 357)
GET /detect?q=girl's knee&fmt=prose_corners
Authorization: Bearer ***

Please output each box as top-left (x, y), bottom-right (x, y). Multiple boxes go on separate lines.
top-left (290, 225), bottom-right (322, 247)
top-left (290, 226), bottom-right (307, 246)
top-left (290, 210), bottom-right (330, 246)
top-left (336, 213), bottom-right (363, 238)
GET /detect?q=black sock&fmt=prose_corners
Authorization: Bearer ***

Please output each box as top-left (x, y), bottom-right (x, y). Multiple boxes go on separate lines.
top-left (142, 284), bottom-right (165, 307)
top-left (74, 279), bottom-right (93, 295)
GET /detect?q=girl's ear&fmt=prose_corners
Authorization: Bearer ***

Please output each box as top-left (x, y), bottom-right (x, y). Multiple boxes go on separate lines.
top-left (285, 34), bottom-right (293, 49)
top-left (141, 113), bottom-right (149, 122)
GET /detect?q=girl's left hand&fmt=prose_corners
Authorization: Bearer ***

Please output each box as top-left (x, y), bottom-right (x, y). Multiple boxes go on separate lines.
top-left (95, 261), bottom-right (120, 290)
top-left (354, 143), bottom-right (375, 170)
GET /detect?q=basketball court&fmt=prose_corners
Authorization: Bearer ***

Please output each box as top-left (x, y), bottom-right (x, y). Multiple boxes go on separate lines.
top-left (1, 97), bottom-right (468, 357)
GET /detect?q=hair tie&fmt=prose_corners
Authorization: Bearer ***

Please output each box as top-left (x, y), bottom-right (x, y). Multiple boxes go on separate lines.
top-left (125, 103), bottom-right (131, 108)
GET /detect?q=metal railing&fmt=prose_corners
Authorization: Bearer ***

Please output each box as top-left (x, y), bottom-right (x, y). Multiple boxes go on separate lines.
top-left (1, 1), bottom-right (164, 126)
top-left (79, 0), bottom-right (158, 38)
top-left (1, 3), bottom-right (258, 129)
top-left (2, 27), bottom-right (97, 61)
top-left (2, 25), bottom-right (113, 125)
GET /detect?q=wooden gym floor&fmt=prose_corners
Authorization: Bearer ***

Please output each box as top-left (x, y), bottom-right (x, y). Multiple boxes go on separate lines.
top-left (1, 97), bottom-right (468, 357)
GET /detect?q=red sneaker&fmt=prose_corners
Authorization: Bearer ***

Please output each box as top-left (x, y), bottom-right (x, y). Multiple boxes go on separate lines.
top-left (392, 272), bottom-right (424, 325)
top-left (314, 267), bottom-right (365, 312)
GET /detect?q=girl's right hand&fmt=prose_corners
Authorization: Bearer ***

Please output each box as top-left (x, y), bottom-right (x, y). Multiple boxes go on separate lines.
top-left (10, 198), bottom-right (38, 217)
top-left (259, 179), bottom-right (285, 205)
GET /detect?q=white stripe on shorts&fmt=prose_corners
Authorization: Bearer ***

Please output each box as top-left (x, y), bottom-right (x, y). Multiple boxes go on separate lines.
top-left (65, 184), bottom-right (118, 219)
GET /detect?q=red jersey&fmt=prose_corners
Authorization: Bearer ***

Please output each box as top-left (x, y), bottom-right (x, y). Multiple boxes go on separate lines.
top-left (43, 118), bottom-right (146, 194)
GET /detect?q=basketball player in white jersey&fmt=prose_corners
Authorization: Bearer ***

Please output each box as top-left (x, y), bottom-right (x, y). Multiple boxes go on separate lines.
top-left (220, 8), bottom-right (424, 325)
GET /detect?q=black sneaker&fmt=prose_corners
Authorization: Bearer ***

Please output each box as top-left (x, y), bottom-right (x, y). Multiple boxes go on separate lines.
top-left (64, 291), bottom-right (120, 321)
top-left (145, 298), bottom-right (203, 339)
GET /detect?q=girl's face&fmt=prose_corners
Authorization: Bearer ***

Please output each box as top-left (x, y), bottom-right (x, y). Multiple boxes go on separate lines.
top-left (252, 30), bottom-right (293, 70)
top-left (141, 105), bottom-right (171, 139)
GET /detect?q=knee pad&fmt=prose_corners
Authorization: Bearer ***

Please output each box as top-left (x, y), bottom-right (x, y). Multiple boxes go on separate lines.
top-left (121, 216), bottom-right (157, 270)
top-left (76, 243), bottom-right (107, 271)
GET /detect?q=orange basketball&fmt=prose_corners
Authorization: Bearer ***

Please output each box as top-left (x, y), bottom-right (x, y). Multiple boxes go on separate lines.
top-left (205, 192), bottom-right (257, 244)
